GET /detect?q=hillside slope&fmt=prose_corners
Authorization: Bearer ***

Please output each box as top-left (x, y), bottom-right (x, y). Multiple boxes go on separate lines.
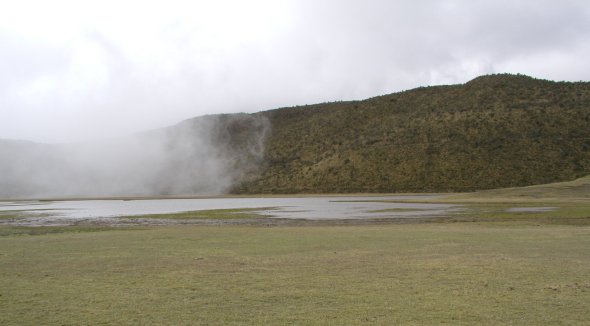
top-left (440, 174), bottom-right (590, 203)
top-left (234, 74), bottom-right (590, 193)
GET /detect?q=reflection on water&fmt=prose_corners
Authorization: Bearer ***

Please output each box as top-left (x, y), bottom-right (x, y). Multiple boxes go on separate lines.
top-left (0, 195), bottom-right (460, 226)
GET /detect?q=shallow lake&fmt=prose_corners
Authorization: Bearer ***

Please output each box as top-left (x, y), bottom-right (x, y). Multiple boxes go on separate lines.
top-left (0, 195), bottom-right (460, 226)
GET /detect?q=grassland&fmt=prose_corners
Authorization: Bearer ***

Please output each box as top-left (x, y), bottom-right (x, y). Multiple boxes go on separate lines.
top-left (1, 222), bottom-right (589, 325)
top-left (2, 174), bottom-right (590, 324)
top-left (425, 174), bottom-right (590, 225)
top-left (440, 175), bottom-right (590, 203)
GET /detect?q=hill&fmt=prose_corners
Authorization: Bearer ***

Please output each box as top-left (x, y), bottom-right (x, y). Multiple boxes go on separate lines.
top-left (2, 73), bottom-right (590, 198)
top-left (438, 174), bottom-right (590, 203)
top-left (233, 74), bottom-right (590, 193)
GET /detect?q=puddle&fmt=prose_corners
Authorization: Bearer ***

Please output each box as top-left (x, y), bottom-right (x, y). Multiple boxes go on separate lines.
top-left (0, 195), bottom-right (460, 226)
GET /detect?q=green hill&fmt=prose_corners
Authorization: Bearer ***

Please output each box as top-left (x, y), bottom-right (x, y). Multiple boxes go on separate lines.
top-left (233, 74), bottom-right (590, 193)
top-left (2, 73), bottom-right (590, 197)
top-left (438, 174), bottom-right (590, 203)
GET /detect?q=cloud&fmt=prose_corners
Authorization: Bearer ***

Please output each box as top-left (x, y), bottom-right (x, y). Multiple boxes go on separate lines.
top-left (0, 113), bottom-right (270, 198)
top-left (0, 0), bottom-right (589, 142)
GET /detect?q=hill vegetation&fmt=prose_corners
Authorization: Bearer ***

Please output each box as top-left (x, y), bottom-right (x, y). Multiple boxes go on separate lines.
top-left (233, 74), bottom-right (590, 193)
top-left (2, 74), bottom-right (589, 197)
top-left (441, 174), bottom-right (590, 203)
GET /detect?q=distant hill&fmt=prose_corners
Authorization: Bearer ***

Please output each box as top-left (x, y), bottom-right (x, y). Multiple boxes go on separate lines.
top-left (234, 74), bottom-right (590, 193)
top-left (2, 73), bottom-right (590, 198)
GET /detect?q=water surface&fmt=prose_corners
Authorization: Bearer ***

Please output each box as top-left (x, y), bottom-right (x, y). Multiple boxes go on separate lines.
top-left (0, 195), bottom-right (459, 226)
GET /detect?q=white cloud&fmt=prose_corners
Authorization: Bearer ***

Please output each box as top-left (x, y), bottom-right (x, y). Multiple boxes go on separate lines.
top-left (1, 0), bottom-right (589, 142)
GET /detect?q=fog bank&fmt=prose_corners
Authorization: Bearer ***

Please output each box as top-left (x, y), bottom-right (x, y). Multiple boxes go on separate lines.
top-left (0, 113), bottom-right (269, 199)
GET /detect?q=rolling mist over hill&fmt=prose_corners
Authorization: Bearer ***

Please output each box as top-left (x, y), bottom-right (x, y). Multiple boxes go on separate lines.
top-left (1, 73), bottom-right (590, 198)
top-left (236, 74), bottom-right (590, 193)
top-left (0, 114), bottom-right (269, 198)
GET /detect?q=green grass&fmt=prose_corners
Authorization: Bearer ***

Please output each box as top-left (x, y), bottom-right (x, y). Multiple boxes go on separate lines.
top-left (1, 223), bottom-right (590, 325)
top-left (0, 211), bottom-right (28, 220)
top-left (0, 213), bottom-right (21, 220)
top-left (2, 178), bottom-right (589, 324)
top-left (446, 203), bottom-right (590, 225)
top-left (438, 174), bottom-right (590, 204)
top-left (404, 175), bottom-right (590, 225)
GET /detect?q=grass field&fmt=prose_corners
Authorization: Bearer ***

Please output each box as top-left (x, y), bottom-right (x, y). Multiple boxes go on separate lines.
top-left (422, 174), bottom-right (590, 226)
top-left (437, 174), bottom-right (590, 203)
top-left (1, 223), bottom-right (589, 325)
top-left (1, 176), bottom-right (589, 324)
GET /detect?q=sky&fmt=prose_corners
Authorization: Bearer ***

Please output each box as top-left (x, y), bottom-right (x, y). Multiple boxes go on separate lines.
top-left (1, 0), bottom-right (589, 143)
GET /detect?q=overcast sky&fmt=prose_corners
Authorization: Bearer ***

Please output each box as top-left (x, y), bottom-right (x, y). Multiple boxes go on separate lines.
top-left (1, 0), bottom-right (589, 143)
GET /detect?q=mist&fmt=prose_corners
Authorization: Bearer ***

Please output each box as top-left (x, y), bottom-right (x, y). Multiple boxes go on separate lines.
top-left (2, 1), bottom-right (590, 143)
top-left (0, 113), bottom-right (269, 199)
top-left (1, 1), bottom-right (589, 198)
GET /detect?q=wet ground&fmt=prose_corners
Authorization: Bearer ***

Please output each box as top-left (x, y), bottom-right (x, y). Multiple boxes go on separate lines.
top-left (0, 196), bottom-right (463, 226)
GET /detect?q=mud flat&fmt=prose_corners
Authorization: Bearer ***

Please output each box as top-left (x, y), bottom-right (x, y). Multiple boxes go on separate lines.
top-left (0, 195), bottom-right (460, 226)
